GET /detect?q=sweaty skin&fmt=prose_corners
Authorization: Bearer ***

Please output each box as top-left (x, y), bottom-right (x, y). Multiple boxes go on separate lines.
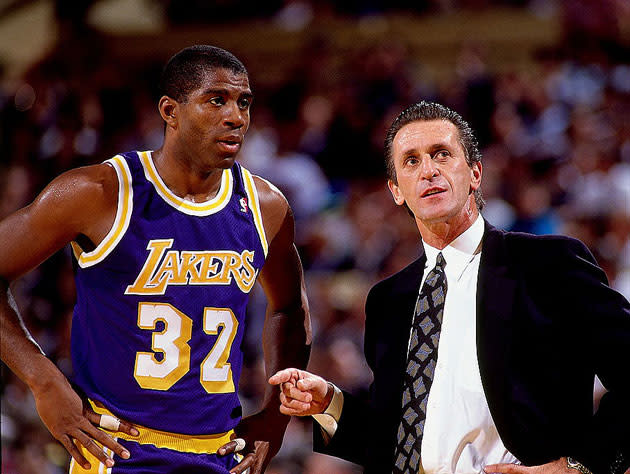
top-left (0, 67), bottom-right (311, 473)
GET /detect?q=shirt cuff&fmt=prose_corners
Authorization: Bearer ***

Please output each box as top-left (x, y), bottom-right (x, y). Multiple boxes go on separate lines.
top-left (312, 383), bottom-right (344, 441)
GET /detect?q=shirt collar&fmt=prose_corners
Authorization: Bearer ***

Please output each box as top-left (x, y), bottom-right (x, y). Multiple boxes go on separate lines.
top-left (422, 215), bottom-right (484, 280)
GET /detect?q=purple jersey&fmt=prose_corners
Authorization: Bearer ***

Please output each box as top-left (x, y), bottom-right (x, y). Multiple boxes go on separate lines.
top-left (70, 150), bottom-right (268, 436)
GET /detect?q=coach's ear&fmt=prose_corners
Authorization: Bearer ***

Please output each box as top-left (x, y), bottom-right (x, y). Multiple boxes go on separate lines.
top-left (158, 96), bottom-right (178, 129)
top-left (388, 179), bottom-right (405, 206)
top-left (470, 161), bottom-right (482, 193)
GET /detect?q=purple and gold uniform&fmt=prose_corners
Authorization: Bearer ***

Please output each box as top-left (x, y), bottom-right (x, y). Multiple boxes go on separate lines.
top-left (68, 151), bottom-right (268, 473)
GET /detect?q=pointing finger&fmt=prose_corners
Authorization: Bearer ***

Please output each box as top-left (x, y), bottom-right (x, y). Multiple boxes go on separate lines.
top-left (269, 368), bottom-right (299, 385)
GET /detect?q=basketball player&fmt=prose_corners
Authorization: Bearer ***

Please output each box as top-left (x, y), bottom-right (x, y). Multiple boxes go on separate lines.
top-left (0, 45), bottom-right (311, 473)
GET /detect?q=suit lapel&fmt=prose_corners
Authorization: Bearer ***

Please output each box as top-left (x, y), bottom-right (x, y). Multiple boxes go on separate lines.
top-left (477, 221), bottom-right (517, 445)
top-left (389, 252), bottom-right (427, 391)
top-left (365, 252), bottom-right (427, 471)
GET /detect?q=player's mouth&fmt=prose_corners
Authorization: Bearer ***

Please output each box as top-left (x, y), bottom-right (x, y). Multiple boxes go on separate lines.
top-left (421, 187), bottom-right (447, 198)
top-left (216, 136), bottom-right (242, 154)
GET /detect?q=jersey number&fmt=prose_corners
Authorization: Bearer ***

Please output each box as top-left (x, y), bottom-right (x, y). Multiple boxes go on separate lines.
top-left (134, 303), bottom-right (238, 393)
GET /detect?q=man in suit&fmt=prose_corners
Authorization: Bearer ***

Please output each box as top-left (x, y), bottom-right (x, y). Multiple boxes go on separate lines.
top-left (269, 101), bottom-right (630, 474)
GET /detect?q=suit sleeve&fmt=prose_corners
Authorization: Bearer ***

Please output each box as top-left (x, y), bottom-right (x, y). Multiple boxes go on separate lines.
top-left (557, 239), bottom-right (630, 473)
top-left (313, 388), bottom-right (371, 465)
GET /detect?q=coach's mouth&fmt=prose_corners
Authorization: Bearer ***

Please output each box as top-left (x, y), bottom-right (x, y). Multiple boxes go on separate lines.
top-left (421, 187), bottom-right (447, 198)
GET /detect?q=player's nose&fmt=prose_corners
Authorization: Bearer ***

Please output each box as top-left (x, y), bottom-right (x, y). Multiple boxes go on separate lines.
top-left (223, 102), bottom-right (246, 129)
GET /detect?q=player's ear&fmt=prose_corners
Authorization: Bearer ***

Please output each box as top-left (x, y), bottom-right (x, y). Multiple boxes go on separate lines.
top-left (388, 179), bottom-right (405, 206)
top-left (158, 96), bottom-right (178, 129)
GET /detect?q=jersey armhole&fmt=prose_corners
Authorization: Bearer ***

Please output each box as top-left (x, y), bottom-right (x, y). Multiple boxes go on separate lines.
top-left (72, 155), bottom-right (134, 268)
top-left (241, 168), bottom-right (269, 258)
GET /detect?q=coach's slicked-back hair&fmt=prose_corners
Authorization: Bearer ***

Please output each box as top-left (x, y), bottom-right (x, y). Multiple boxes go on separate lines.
top-left (384, 101), bottom-right (485, 210)
top-left (159, 45), bottom-right (248, 103)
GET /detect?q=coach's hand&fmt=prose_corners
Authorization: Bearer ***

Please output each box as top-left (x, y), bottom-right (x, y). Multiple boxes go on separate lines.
top-left (218, 409), bottom-right (287, 473)
top-left (269, 368), bottom-right (333, 416)
top-left (31, 370), bottom-right (138, 470)
top-left (485, 458), bottom-right (575, 474)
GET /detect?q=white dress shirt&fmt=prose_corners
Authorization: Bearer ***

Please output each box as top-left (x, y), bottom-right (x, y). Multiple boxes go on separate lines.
top-left (314, 215), bottom-right (519, 473)
top-left (418, 215), bottom-right (518, 473)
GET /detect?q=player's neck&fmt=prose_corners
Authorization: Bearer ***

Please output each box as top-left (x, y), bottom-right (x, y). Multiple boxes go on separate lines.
top-left (151, 147), bottom-right (225, 203)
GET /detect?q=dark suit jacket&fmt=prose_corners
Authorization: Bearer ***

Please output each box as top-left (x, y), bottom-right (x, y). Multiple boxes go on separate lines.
top-left (315, 222), bottom-right (630, 473)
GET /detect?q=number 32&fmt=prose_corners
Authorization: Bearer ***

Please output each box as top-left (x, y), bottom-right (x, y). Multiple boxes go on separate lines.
top-left (133, 303), bottom-right (238, 393)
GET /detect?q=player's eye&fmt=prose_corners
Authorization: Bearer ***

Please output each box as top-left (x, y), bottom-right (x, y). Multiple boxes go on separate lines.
top-left (209, 97), bottom-right (225, 106)
top-left (238, 97), bottom-right (252, 110)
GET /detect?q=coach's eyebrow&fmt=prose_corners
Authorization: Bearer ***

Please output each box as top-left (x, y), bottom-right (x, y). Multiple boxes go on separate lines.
top-left (399, 142), bottom-right (451, 157)
top-left (428, 142), bottom-right (452, 152)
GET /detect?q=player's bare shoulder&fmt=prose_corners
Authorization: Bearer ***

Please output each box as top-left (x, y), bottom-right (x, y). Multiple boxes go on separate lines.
top-left (55, 162), bottom-right (118, 200)
top-left (252, 175), bottom-right (291, 245)
top-left (0, 161), bottom-right (120, 281)
top-left (36, 162), bottom-right (119, 233)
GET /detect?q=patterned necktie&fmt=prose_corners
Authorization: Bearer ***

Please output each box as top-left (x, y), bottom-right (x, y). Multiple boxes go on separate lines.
top-left (393, 252), bottom-right (447, 474)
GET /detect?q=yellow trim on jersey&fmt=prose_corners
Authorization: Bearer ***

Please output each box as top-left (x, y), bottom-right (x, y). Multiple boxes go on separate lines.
top-left (74, 155), bottom-right (133, 268)
top-left (88, 400), bottom-right (236, 454)
top-left (139, 151), bottom-right (233, 216)
top-left (241, 168), bottom-right (268, 257)
top-left (71, 241), bottom-right (83, 261)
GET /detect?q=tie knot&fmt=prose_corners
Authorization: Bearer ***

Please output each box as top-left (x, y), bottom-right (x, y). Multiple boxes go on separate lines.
top-left (436, 252), bottom-right (446, 270)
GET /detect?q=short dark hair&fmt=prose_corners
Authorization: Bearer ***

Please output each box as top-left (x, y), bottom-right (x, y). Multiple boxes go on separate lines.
top-left (384, 101), bottom-right (484, 210)
top-left (159, 45), bottom-right (248, 103)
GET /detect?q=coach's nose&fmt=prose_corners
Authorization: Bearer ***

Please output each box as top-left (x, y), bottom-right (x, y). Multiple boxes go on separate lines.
top-left (419, 155), bottom-right (439, 180)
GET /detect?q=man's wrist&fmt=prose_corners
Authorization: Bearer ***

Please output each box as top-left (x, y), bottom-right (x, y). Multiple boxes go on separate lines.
top-left (321, 383), bottom-right (343, 419)
top-left (312, 384), bottom-right (344, 442)
top-left (23, 355), bottom-right (63, 393)
top-left (322, 382), bottom-right (335, 412)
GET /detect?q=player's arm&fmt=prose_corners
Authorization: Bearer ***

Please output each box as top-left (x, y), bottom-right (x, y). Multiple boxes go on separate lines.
top-left (256, 176), bottom-right (311, 405)
top-left (220, 177), bottom-right (311, 473)
top-left (0, 164), bottom-right (137, 470)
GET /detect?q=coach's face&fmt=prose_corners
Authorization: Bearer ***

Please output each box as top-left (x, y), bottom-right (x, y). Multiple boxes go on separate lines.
top-left (388, 119), bottom-right (481, 226)
top-left (161, 67), bottom-right (252, 170)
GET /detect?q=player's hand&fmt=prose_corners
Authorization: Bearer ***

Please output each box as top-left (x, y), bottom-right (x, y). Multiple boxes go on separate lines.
top-left (485, 458), bottom-right (573, 474)
top-left (31, 371), bottom-right (138, 470)
top-left (268, 368), bottom-right (333, 416)
top-left (218, 409), bottom-right (286, 473)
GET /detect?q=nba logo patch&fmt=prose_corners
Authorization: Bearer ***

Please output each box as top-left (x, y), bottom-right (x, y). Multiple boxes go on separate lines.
top-left (239, 197), bottom-right (248, 213)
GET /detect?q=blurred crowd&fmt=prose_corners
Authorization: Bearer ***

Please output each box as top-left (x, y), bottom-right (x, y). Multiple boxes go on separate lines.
top-left (1, 0), bottom-right (629, 473)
